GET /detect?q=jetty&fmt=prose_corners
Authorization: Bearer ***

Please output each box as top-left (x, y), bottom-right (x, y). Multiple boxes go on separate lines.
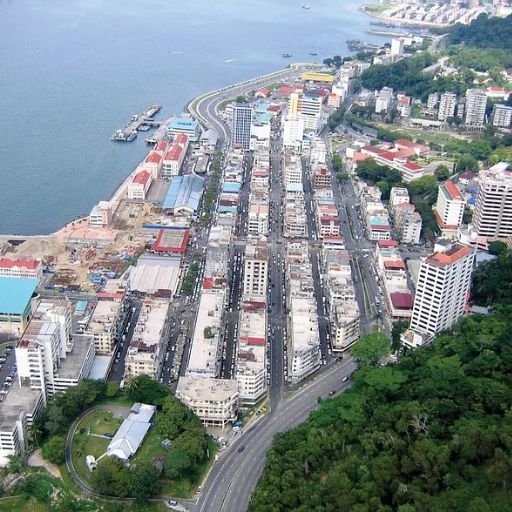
top-left (111, 104), bottom-right (163, 142)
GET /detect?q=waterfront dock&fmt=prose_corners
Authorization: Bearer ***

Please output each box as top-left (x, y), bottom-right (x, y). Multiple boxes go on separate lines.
top-left (111, 104), bottom-right (163, 142)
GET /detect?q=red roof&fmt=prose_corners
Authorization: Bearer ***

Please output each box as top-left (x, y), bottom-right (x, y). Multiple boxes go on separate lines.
top-left (203, 277), bottom-right (214, 290)
top-left (384, 260), bottom-right (406, 270)
top-left (133, 170), bottom-right (151, 185)
top-left (443, 180), bottom-right (464, 201)
top-left (0, 258), bottom-right (40, 270)
top-left (362, 145), bottom-right (385, 155)
top-left (378, 240), bottom-right (398, 248)
top-left (390, 292), bottom-right (413, 309)
top-left (256, 87), bottom-right (270, 96)
top-left (151, 229), bottom-right (189, 253)
top-left (154, 140), bottom-right (169, 152)
top-left (247, 336), bottom-right (265, 345)
top-left (277, 85), bottom-right (294, 96)
top-left (97, 292), bottom-right (124, 300)
top-left (426, 244), bottom-right (473, 268)
top-left (174, 133), bottom-right (189, 146)
top-left (267, 105), bottom-right (281, 113)
top-left (379, 151), bottom-right (396, 162)
top-left (145, 151), bottom-right (162, 164)
top-left (371, 224), bottom-right (391, 231)
top-left (164, 144), bottom-right (183, 162)
top-left (403, 162), bottom-right (422, 171)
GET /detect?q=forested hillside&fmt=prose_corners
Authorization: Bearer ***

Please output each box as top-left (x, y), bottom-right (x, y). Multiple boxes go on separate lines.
top-left (249, 307), bottom-right (512, 512)
top-left (448, 13), bottom-right (512, 50)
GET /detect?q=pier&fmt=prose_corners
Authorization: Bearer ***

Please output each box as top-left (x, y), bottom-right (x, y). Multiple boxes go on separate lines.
top-left (111, 104), bottom-right (163, 142)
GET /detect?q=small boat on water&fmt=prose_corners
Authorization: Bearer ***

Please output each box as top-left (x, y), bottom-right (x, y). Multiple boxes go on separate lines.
top-left (302, 5), bottom-right (310, 9)
top-left (309, 52), bottom-right (318, 56)
top-left (282, 53), bottom-right (293, 58)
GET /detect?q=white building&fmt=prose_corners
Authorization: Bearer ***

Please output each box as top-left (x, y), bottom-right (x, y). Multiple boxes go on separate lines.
top-left (408, 243), bottom-right (474, 343)
top-left (332, 301), bottom-right (360, 351)
top-left (247, 203), bottom-right (269, 236)
top-left (0, 258), bottom-right (42, 280)
top-left (86, 296), bottom-right (124, 354)
top-left (16, 300), bottom-right (95, 403)
top-left (465, 88), bottom-right (487, 127)
top-left (243, 244), bottom-right (268, 300)
top-left (125, 300), bottom-right (168, 380)
top-left (433, 180), bottom-right (466, 239)
top-left (375, 87), bottom-right (394, 114)
top-left (288, 298), bottom-right (321, 383)
top-left (438, 92), bottom-right (457, 121)
top-left (390, 37), bottom-right (405, 58)
top-left (492, 104), bottom-right (512, 128)
top-left (236, 304), bottom-right (267, 405)
top-left (473, 163), bottom-right (512, 239)
top-left (127, 170), bottom-right (152, 200)
top-left (389, 187), bottom-right (410, 210)
top-left (292, 93), bottom-right (324, 131)
top-left (89, 201), bottom-right (112, 228)
top-left (176, 377), bottom-right (239, 427)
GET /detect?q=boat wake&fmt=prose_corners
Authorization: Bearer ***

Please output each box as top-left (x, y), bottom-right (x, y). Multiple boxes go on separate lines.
top-left (224, 58), bottom-right (237, 63)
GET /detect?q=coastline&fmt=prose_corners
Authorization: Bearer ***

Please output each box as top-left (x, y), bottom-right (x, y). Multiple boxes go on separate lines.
top-left (358, 3), bottom-right (447, 28)
top-left (0, 63), bottom-right (313, 242)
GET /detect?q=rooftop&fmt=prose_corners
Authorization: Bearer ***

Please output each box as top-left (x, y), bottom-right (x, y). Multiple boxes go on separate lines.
top-left (0, 277), bottom-right (39, 315)
top-left (177, 376), bottom-right (239, 402)
top-left (152, 228), bottom-right (190, 253)
top-left (163, 174), bottom-right (204, 212)
top-left (425, 243), bottom-right (474, 268)
top-left (0, 380), bottom-right (43, 431)
top-left (0, 258), bottom-right (40, 270)
top-left (56, 334), bottom-right (94, 379)
top-left (132, 170), bottom-right (151, 186)
top-left (129, 300), bottom-right (168, 352)
top-left (442, 180), bottom-right (464, 201)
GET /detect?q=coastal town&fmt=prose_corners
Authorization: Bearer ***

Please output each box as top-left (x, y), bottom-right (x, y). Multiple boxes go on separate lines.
top-left (1, 1), bottom-right (512, 512)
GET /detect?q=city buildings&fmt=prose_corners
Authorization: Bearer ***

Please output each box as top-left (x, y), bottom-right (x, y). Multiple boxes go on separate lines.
top-left (86, 295), bottom-right (124, 354)
top-left (492, 104), bottom-right (512, 128)
top-left (433, 180), bottom-right (466, 239)
top-left (332, 302), bottom-right (360, 351)
top-left (473, 163), bottom-right (512, 239)
top-left (0, 277), bottom-right (39, 334)
top-left (375, 87), bottom-right (394, 114)
top-left (289, 92), bottom-right (324, 131)
top-left (438, 92), bottom-right (457, 121)
top-left (127, 170), bottom-right (152, 200)
top-left (16, 299), bottom-right (95, 403)
top-left (125, 300), bottom-right (168, 380)
top-left (231, 103), bottom-right (253, 150)
top-left (465, 88), bottom-right (487, 127)
top-left (243, 244), bottom-right (269, 300)
top-left (407, 243), bottom-right (475, 345)
top-left (176, 377), bottom-right (239, 427)
top-left (0, 258), bottom-right (42, 280)
top-left (89, 201), bottom-right (113, 228)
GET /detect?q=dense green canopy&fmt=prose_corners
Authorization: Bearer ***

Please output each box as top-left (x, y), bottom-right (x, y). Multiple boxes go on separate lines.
top-left (250, 307), bottom-right (512, 512)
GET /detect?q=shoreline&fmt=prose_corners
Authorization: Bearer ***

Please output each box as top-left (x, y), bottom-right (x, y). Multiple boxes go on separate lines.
top-left (0, 63), bottom-right (313, 242)
top-left (359, 3), bottom-right (447, 29)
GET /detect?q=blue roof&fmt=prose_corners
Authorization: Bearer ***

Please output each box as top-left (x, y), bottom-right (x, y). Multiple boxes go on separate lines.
top-left (223, 182), bottom-right (241, 193)
top-left (218, 205), bottom-right (237, 213)
top-left (0, 277), bottom-right (39, 315)
top-left (168, 117), bottom-right (198, 130)
top-left (256, 112), bottom-right (272, 124)
top-left (163, 174), bottom-right (205, 212)
top-left (286, 183), bottom-right (303, 192)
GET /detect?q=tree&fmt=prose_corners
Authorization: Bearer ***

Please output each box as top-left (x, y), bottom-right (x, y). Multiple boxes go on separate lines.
top-left (127, 374), bottom-right (169, 406)
top-left (407, 175), bottom-right (437, 197)
top-left (92, 456), bottom-right (131, 497)
top-left (322, 58), bottom-right (333, 67)
top-left (434, 164), bottom-right (450, 181)
top-left (203, 326), bottom-right (214, 339)
top-left (456, 154), bottom-right (479, 172)
top-left (488, 240), bottom-right (508, 256)
top-left (129, 464), bottom-right (161, 503)
top-left (165, 449), bottom-right (193, 479)
top-left (173, 430), bottom-right (207, 465)
top-left (336, 172), bottom-right (350, 182)
top-left (106, 381), bottom-right (120, 398)
top-left (6, 454), bottom-right (26, 474)
top-left (351, 332), bottom-right (390, 367)
top-left (235, 95), bottom-right (247, 103)
top-left (332, 154), bottom-right (343, 172)
top-left (42, 435), bottom-right (66, 465)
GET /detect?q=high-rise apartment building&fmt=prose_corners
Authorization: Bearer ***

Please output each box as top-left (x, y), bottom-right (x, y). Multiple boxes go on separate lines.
top-left (231, 103), bottom-right (253, 150)
top-left (438, 92), bottom-right (457, 121)
top-left (473, 163), bottom-right (512, 238)
top-left (282, 115), bottom-right (304, 151)
top-left (433, 180), bottom-right (466, 239)
top-left (464, 89), bottom-right (487, 127)
top-left (243, 244), bottom-right (268, 300)
top-left (492, 104), bottom-right (512, 128)
top-left (409, 243), bottom-right (474, 338)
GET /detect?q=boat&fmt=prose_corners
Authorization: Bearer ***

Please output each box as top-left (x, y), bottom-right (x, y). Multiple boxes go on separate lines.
top-left (282, 53), bottom-right (293, 58)
top-left (302, 5), bottom-right (310, 9)
top-left (309, 52), bottom-right (318, 56)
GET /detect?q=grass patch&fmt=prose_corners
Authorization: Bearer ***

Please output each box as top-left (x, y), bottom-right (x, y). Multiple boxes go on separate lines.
top-left (71, 409), bottom-right (122, 485)
top-left (0, 497), bottom-right (49, 512)
top-left (132, 427), bottom-right (165, 466)
top-left (363, 3), bottom-right (392, 15)
top-left (267, 82), bottom-right (280, 91)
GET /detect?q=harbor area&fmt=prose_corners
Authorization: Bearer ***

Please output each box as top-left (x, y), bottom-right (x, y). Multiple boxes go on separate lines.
top-left (111, 104), bottom-right (163, 142)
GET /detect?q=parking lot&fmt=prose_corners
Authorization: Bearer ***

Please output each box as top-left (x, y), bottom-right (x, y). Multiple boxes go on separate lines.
top-left (0, 344), bottom-right (17, 404)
